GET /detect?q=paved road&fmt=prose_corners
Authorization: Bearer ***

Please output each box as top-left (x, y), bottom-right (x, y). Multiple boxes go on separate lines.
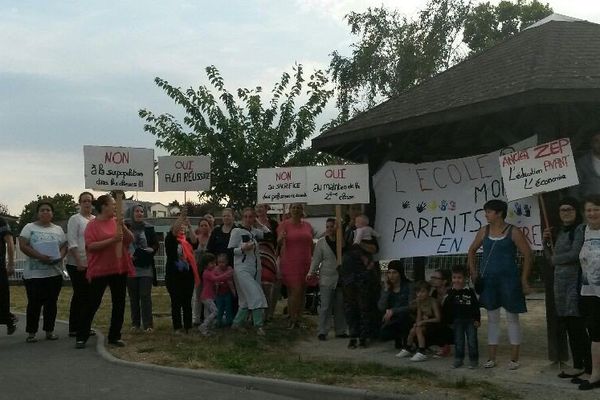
top-left (0, 321), bottom-right (296, 400)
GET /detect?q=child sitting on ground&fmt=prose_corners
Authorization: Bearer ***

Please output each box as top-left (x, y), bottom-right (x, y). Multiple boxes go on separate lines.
top-left (198, 253), bottom-right (233, 335)
top-left (214, 253), bottom-right (236, 327)
top-left (445, 265), bottom-right (480, 369)
top-left (396, 281), bottom-right (441, 362)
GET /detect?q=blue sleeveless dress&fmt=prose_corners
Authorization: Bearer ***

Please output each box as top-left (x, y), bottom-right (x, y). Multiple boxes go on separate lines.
top-left (479, 225), bottom-right (527, 313)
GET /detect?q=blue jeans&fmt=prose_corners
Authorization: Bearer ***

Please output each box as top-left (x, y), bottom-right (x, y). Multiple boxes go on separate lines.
top-left (215, 292), bottom-right (234, 327)
top-left (453, 319), bottom-right (479, 362)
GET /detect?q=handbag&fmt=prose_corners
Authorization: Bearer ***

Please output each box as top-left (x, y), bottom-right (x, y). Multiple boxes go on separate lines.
top-left (474, 236), bottom-right (498, 295)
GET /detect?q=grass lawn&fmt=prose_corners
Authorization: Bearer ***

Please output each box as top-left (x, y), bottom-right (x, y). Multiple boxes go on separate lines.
top-left (10, 285), bottom-right (517, 399)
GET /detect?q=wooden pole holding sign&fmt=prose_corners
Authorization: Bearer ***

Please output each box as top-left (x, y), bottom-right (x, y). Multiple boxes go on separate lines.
top-left (539, 193), bottom-right (554, 254)
top-left (336, 205), bottom-right (343, 265)
top-left (115, 192), bottom-right (123, 258)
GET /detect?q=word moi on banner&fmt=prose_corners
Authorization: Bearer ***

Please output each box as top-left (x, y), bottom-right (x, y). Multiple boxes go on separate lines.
top-left (499, 138), bottom-right (579, 201)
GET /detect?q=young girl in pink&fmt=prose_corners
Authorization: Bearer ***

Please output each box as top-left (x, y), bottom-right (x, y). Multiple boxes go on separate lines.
top-left (198, 253), bottom-right (233, 335)
top-left (215, 253), bottom-right (236, 327)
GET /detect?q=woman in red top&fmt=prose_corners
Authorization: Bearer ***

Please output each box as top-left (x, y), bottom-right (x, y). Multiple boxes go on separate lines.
top-left (76, 194), bottom-right (134, 349)
top-left (278, 203), bottom-right (313, 328)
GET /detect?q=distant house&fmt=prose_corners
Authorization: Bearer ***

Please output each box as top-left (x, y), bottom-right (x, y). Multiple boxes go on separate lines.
top-left (169, 205), bottom-right (181, 216)
top-left (149, 202), bottom-right (169, 218)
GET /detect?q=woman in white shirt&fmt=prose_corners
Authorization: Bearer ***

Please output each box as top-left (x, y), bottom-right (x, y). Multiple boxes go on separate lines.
top-left (18, 201), bottom-right (67, 343)
top-left (66, 192), bottom-right (96, 337)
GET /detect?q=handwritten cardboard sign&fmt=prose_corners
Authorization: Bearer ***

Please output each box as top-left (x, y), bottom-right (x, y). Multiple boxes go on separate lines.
top-left (306, 164), bottom-right (369, 204)
top-left (158, 156), bottom-right (211, 191)
top-left (373, 137), bottom-right (542, 259)
top-left (84, 146), bottom-right (155, 191)
top-left (499, 138), bottom-right (579, 201)
top-left (257, 167), bottom-right (308, 204)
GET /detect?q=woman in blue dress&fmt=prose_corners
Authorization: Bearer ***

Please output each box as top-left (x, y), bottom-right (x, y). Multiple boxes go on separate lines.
top-left (468, 200), bottom-right (532, 370)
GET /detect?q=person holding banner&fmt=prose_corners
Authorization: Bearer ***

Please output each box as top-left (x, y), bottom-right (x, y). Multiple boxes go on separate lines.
top-left (65, 192), bottom-right (95, 338)
top-left (76, 195), bottom-right (135, 349)
top-left (229, 207), bottom-right (270, 334)
top-left (19, 202), bottom-right (68, 343)
top-left (468, 199), bottom-right (532, 370)
top-left (543, 197), bottom-right (591, 379)
top-left (165, 214), bottom-right (200, 334)
top-left (576, 195), bottom-right (600, 391)
top-left (277, 203), bottom-right (313, 329)
top-left (125, 204), bottom-right (158, 333)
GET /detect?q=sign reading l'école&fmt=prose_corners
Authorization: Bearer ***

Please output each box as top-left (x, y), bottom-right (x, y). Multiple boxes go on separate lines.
top-left (257, 167), bottom-right (308, 204)
top-left (306, 164), bottom-right (369, 204)
top-left (499, 138), bottom-right (579, 201)
top-left (84, 145), bottom-right (155, 191)
top-left (158, 156), bottom-right (211, 191)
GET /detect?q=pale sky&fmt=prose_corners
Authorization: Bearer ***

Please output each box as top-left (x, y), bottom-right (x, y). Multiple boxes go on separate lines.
top-left (1, 0), bottom-right (598, 216)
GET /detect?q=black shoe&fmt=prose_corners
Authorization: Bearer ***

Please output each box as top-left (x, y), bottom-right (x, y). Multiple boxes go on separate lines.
top-left (69, 332), bottom-right (77, 337)
top-left (89, 329), bottom-right (96, 337)
top-left (318, 334), bottom-right (327, 341)
top-left (335, 333), bottom-right (349, 339)
top-left (358, 338), bottom-right (368, 348)
top-left (572, 377), bottom-right (586, 384)
top-left (579, 380), bottom-right (600, 391)
top-left (347, 339), bottom-right (357, 349)
top-left (108, 340), bottom-right (126, 347)
top-left (75, 340), bottom-right (86, 349)
top-left (7, 322), bottom-right (16, 335)
top-left (558, 370), bottom-right (584, 379)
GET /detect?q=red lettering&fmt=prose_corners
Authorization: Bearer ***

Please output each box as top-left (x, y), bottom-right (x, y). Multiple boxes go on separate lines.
top-left (276, 171), bottom-right (291, 181)
top-left (534, 138), bottom-right (570, 159)
top-left (104, 151), bottom-right (129, 164)
top-left (324, 168), bottom-right (346, 179)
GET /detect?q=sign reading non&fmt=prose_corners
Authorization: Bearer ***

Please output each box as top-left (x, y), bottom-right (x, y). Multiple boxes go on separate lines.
top-left (373, 137), bottom-right (543, 259)
top-left (84, 146), bottom-right (155, 191)
top-left (158, 156), bottom-right (211, 191)
top-left (499, 138), bottom-right (579, 201)
top-left (306, 164), bottom-right (369, 204)
top-left (257, 167), bottom-right (307, 204)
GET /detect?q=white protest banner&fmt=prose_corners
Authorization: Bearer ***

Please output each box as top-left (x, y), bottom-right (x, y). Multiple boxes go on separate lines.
top-left (373, 137), bottom-right (543, 259)
top-left (306, 164), bottom-right (369, 205)
top-left (499, 138), bottom-right (579, 201)
top-left (157, 156), bottom-right (211, 191)
top-left (84, 146), bottom-right (155, 191)
top-left (257, 167), bottom-right (308, 204)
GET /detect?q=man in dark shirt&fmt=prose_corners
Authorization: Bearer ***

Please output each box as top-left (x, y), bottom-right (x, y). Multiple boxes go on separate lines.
top-left (0, 217), bottom-right (17, 334)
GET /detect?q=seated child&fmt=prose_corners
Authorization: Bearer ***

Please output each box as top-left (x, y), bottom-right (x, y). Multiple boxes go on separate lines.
top-left (396, 281), bottom-right (441, 362)
top-left (445, 265), bottom-right (480, 369)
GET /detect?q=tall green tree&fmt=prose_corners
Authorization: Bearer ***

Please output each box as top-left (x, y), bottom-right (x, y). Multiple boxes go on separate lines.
top-left (139, 64), bottom-right (334, 210)
top-left (329, 0), bottom-right (552, 120)
top-left (463, 0), bottom-right (553, 54)
top-left (18, 193), bottom-right (78, 232)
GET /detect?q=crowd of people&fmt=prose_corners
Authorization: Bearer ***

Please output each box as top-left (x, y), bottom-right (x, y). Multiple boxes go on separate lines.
top-left (0, 132), bottom-right (599, 392)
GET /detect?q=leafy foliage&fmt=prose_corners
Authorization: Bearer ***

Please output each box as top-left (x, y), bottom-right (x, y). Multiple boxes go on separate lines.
top-left (328, 0), bottom-right (552, 120)
top-left (140, 64), bottom-right (335, 210)
top-left (17, 193), bottom-right (78, 232)
top-left (0, 203), bottom-right (9, 216)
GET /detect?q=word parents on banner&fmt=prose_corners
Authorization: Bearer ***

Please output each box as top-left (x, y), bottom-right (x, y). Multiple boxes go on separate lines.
top-left (499, 138), bottom-right (579, 201)
top-left (373, 137), bottom-right (542, 259)
top-left (83, 145), bottom-right (155, 191)
top-left (158, 156), bottom-right (211, 191)
top-left (306, 164), bottom-right (369, 204)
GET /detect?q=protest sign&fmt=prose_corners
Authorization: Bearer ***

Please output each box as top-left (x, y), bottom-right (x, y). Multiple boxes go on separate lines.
top-left (373, 137), bottom-right (543, 259)
top-left (157, 156), bottom-right (211, 191)
top-left (84, 146), bottom-right (155, 191)
top-left (257, 167), bottom-right (308, 204)
top-left (306, 164), bottom-right (369, 205)
top-left (499, 138), bottom-right (579, 201)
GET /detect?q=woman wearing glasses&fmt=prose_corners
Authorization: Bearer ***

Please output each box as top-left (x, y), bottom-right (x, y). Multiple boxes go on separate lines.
top-left (543, 197), bottom-right (590, 380)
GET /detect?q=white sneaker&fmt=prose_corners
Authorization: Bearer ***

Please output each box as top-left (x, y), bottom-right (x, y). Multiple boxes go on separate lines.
top-left (507, 360), bottom-right (520, 370)
top-left (483, 360), bottom-right (496, 369)
top-left (410, 352), bottom-right (428, 362)
top-left (395, 349), bottom-right (412, 358)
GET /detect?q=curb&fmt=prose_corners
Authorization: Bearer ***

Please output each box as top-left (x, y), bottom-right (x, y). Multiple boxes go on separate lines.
top-left (93, 328), bottom-right (403, 400)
